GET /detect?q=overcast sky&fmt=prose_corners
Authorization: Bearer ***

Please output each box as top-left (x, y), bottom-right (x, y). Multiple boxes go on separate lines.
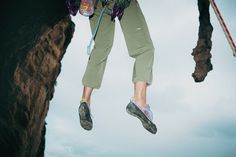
top-left (45, 0), bottom-right (236, 157)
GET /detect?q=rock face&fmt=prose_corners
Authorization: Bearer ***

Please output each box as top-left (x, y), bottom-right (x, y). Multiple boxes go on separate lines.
top-left (0, 0), bottom-right (74, 157)
top-left (192, 0), bottom-right (213, 82)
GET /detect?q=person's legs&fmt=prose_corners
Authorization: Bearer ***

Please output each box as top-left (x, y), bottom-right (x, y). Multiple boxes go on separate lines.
top-left (127, 81), bottom-right (156, 134)
top-left (120, 0), bottom-right (156, 133)
top-left (120, 0), bottom-right (155, 86)
top-left (121, 0), bottom-right (154, 105)
top-left (81, 0), bottom-right (115, 103)
top-left (82, 2), bottom-right (115, 90)
top-left (82, 86), bottom-right (93, 105)
top-left (79, 1), bottom-right (116, 131)
top-left (133, 81), bottom-right (147, 108)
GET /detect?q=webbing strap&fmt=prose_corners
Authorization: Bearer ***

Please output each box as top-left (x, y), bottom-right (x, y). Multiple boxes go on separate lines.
top-left (87, 1), bottom-right (107, 55)
top-left (209, 0), bottom-right (236, 57)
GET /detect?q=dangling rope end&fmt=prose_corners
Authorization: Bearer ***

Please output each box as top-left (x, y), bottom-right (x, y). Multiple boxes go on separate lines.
top-left (86, 6), bottom-right (107, 56)
top-left (233, 49), bottom-right (236, 57)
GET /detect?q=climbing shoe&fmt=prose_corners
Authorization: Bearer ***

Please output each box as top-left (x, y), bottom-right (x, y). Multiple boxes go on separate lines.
top-left (126, 101), bottom-right (157, 134)
top-left (79, 101), bottom-right (93, 131)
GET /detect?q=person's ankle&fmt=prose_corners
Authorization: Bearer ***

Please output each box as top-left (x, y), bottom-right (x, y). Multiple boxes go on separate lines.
top-left (81, 98), bottom-right (90, 105)
top-left (132, 97), bottom-right (147, 108)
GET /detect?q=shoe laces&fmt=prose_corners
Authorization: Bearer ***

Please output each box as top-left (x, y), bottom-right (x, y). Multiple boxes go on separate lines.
top-left (131, 99), bottom-right (153, 121)
top-left (143, 105), bottom-right (153, 121)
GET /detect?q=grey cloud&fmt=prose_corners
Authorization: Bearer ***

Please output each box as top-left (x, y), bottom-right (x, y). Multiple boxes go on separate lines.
top-left (194, 117), bottom-right (236, 139)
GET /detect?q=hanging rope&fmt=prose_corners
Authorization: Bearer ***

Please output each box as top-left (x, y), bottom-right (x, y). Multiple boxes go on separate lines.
top-left (87, 0), bottom-right (109, 55)
top-left (209, 0), bottom-right (236, 57)
top-left (87, 6), bottom-right (107, 55)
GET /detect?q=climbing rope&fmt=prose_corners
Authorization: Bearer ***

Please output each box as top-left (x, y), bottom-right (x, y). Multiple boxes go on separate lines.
top-left (87, 0), bottom-right (109, 55)
top-left (87, 6), bottom-right (107, 55)
top-left (209, 0), bottom-right (236, 57)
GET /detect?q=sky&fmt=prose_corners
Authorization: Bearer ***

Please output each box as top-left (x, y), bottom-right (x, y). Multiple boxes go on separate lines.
top-left (45, 0), bottom-right (236, 157)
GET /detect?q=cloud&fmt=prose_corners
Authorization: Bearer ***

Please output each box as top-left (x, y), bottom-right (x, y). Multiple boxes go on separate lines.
top-left (45, 1), bottom-right (236, 157)
top-left (194, 117), bottom-right (236, 139)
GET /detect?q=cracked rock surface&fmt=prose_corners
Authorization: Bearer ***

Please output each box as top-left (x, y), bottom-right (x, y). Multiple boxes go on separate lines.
top-left (0, 0), bottom-right (74, 156)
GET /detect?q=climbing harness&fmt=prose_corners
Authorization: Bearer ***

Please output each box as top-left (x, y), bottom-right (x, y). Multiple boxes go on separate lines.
top-left (209, 0), bottom-right (236, 57)
top-left (87, 0), bottom-right (109, 55)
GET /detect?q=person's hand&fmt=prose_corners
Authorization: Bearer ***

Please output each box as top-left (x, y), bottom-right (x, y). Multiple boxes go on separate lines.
top-left (111, 0), bottom-right (131, 21)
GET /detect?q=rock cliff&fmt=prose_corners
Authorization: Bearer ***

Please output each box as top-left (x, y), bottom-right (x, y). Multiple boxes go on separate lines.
top-left (192, 0), bottom-right (213, 82)
top-left (0, 0), bottom-right (74, 156)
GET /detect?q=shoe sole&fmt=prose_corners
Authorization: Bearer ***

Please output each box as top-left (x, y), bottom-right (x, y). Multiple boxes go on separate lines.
top-left (79, 104), bottom-right (93, 131)
top-left (126, 102), bottom-right (157, 134)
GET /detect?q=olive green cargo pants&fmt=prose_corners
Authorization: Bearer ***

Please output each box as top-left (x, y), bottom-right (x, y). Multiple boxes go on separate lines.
top-left (82, 0), bottom-right (155, 89)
